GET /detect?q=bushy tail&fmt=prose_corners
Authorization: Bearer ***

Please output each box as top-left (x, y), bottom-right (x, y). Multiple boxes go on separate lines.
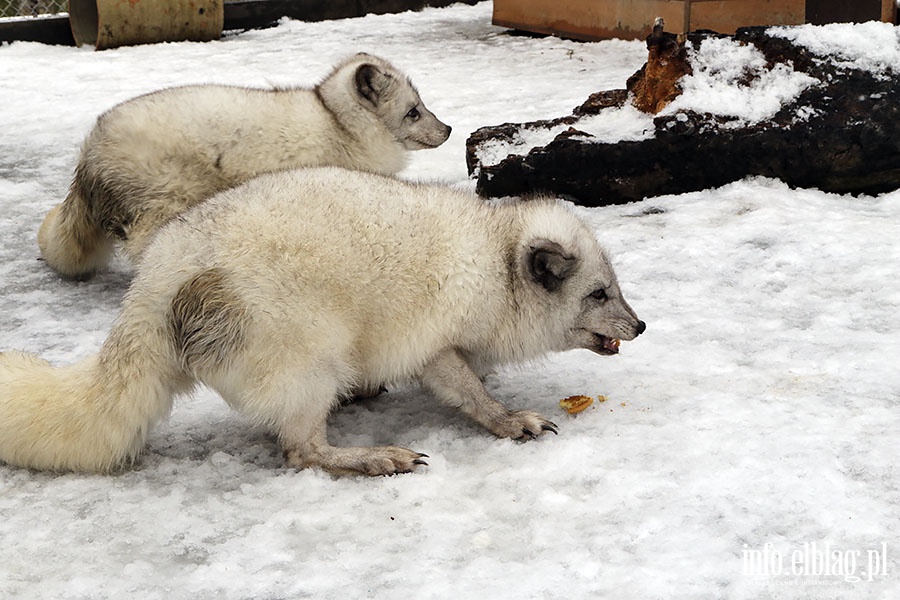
top-left (37, 184), bottom-right (113, 280)
top-left (0, 319), bottom-right (188, 472)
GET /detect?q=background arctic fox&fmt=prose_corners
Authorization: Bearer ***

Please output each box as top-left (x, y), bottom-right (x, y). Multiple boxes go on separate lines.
top-left (1, 167), bottom-right (644, 476)
top-left (37, 53), bottom-right (451, 279)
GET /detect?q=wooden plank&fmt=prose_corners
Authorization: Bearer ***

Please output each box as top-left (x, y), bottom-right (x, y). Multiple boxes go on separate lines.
top-left (493, 0), bottom-right (807, 41)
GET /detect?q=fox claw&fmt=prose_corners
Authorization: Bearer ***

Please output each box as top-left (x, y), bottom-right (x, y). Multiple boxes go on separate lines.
top-left (519, 422), bottom-right (557, 440)
top-left (492, 410), bottom-right (558, 441)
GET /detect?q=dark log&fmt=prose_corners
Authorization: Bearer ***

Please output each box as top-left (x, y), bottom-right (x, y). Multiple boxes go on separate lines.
top-left (467, 26), bottom-right (900, 205)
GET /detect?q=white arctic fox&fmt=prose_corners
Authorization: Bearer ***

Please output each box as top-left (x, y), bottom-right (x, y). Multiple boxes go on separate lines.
top-left (37, 53), bottom-right (451, 279)
top-left (2, 168), bottom-right (644, 476)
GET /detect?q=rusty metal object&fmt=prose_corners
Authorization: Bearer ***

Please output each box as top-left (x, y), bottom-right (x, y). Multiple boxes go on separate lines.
top-left (69, 0), bottom-right (223, 50)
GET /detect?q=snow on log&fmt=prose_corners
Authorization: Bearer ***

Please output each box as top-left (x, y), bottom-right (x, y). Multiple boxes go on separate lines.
top-left (466, 23), bottom-right (900, 205)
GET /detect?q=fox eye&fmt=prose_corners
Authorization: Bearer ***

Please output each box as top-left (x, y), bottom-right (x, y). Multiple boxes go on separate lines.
top-left (589, 289), bottom-right (608, 302)
top-left (406, 107), bottom-right (420, 121)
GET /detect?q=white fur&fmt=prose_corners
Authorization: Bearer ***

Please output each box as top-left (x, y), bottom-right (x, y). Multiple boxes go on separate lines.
top-left (3, 168), bottom-right (643, 475)
top-left (37, 53), bottom-right (450, 278)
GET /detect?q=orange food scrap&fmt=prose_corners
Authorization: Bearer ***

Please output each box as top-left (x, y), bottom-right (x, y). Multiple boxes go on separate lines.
top-left (559, 395), bottom-right (593, 414)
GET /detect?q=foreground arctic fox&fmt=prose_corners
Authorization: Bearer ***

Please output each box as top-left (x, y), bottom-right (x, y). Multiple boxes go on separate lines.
top-left (38, 53), bottom-right (451, 279)
top-left (2, 168), bottom-right (644, 476)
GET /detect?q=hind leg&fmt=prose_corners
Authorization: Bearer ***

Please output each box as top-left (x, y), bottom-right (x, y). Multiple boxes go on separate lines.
top-left (276, 375), bottom-right (428, 476)
top-left (38, 195), bottom-right (114, 279)
top-left (281, 412), bottom-right (429, 477)
top-left (211, 364), bottom-right (427, 476)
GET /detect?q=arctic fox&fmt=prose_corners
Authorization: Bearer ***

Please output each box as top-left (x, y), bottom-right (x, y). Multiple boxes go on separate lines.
top-left (37, 53), bottom-right (451, 279)
top-left (2, 168), bottom-right (644, 476)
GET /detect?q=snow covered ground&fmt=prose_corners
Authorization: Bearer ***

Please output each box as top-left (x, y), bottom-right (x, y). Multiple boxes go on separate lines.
top-left (1, 3), bottom-right (898, 598)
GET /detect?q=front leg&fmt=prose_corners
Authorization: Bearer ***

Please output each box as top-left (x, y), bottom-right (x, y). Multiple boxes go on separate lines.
top-left (420, 348), bottom-right (558, 440)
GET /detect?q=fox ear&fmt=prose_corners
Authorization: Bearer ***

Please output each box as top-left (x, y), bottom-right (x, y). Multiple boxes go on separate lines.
top-left (355, 63), bottom-right (391, 108)
top-left (527, 239), bottom-right (579, 292)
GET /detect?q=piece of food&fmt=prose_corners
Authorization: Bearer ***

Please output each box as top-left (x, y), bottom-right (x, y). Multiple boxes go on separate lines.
top-left (595, 336), bottom-right (621, 355)
top-left (559, 395), bottom-right (594, 414)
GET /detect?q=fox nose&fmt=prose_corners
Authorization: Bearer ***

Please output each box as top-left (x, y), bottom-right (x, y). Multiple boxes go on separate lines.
top-left (635, 320), bottom-right (646, 336)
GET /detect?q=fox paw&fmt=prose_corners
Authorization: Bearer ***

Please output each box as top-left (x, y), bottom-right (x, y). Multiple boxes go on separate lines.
top-left (284, 445), bottom-right (428, 477)
top-left (489, 410), bottom-right (558, 441)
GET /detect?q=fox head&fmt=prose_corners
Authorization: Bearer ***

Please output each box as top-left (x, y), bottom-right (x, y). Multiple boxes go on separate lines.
top-left (518, 208), bottom-right (645, 356)
top-left (348, 54), bottom-right (452, 150)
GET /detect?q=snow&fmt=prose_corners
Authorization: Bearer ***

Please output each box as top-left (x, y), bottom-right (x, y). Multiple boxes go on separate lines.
top-left (659, 37), bottom-right (819, 125)
top-left (477, 32), bottom-right (826, 169)
top-left (475, 105), bottom-right (655, 168)
top-left (769, 21), bottom-right (900, 78)
top-left (1, 3), bottom-right (899, 598)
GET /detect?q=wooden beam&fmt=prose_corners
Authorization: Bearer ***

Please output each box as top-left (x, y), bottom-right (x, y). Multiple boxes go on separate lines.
top-left (0, 0), bottom-right (482, 46)
top-left (224, 0), bottom-right (480, 30)
top-left (882, 0), bottom-right (898, 23)
top-left (0, 15), bottom-right (73, 45)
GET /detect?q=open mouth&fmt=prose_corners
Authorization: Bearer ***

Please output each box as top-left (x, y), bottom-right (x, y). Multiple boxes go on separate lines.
top-left (408, 139), bottom-right (442, 150)
top-left (593, 334), bottom-right (621, 355)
